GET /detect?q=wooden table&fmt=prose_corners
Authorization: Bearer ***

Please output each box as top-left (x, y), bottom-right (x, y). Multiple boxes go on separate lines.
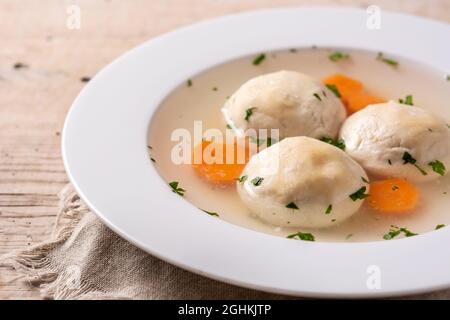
top-left (0, 0), bottom-right (448, 300)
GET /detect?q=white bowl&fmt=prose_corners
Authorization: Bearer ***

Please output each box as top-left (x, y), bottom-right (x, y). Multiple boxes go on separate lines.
top-left (62, 7), bottom-right (450, 298)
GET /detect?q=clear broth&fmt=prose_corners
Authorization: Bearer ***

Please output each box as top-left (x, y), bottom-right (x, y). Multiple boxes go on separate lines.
top-left (149, 48), bottom-right (450, 242)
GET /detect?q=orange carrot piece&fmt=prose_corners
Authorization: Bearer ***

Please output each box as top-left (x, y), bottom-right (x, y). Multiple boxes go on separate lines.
top-left (367, 178), bottom-right (419, 213)
top-left (323, 73), bottom-right (384, 114)
top-left (346, 92), bottom-right (385, 114)
top-left (323, 74), bottom-right (363, 96)
top-left (192, 140), bottom-right (250, 184)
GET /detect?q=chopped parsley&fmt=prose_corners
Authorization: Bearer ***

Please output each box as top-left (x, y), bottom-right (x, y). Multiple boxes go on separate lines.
top-left (325, 84), bottom-right (341, 98)
top-left (236, 175), bottom-right (248, 183)
top-left (289, 48), bottom-right (298, 53)
top-left (202, 209), bottom-right (219, 217)
top-left (252, 53), bottom-right (266, 65)
top-left (376, 52), bottom-right (399, 67)
top-left (329, 51), bottom-right (349, 62)
top-left (286, 202), bottom-right (299, 210)
top-left (226, 124), bottom-right (232, 129)
top-left (383, 228), bottom-right (401, 240)
top-left (287, 232), bottom-right (315, 241)
top-left (428, 160), bottom-right (446, 176)
top-left (325, 204), bottom-right (332, 214)
top-left (392, 185), bottom-right (399, 191)
top-left (320, 137), bottom-right (345, 150)
top-left (435, 224), bottom-right (446, 230)
top-left (313, 93), bottom-right (322, 101)
top-left (169, 181), bottom-right (185, 196)
top-left (251, 177), bottom-right (264, 186)
top-left (402, 152), bottom-right (427, 175)
top-left (186, 79), bottom-right (192, 87)
top-left (446, 75), bottom-right (450, 81)
top-left (345, 234), bottom-right (353, 240)
top-left (245, 107), bottom-right (256, 122)
top-left (383, 226), bottom-right (417, 240)
top-left (361, 176), bottom-right (370, 184)
top-left (212, 87), bottom-right (218, 91)
top-left (398, 95), bottom-right (414, 105)
top-left (396, 227), bottom-right (417, 238)
top-left (349, 186), bottom-right (369, 201)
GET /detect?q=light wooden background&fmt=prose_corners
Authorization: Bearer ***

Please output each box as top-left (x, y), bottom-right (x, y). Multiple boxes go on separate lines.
top-left (0, 0), bottom-right (448, 300)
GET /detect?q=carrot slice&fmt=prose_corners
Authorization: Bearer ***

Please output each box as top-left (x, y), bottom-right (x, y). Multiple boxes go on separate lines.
top-left (367, 178), bottom-right (419, 213)
top-left (323, 74), bottom-right (384, 114)
top-left (345, 92), bottom-right (385, 115)
top-left (192, 140), bottom-right (250, 184)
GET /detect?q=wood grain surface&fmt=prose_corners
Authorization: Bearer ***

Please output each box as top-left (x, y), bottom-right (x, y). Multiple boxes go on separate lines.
top-left (0, 0), bottom-right (448, 300)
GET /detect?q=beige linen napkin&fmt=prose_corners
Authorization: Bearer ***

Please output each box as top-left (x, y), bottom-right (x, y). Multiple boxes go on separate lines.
top-left (1, 184), bottom-right (450, 299)
top-left (0, 184), bottom-right (287, 299)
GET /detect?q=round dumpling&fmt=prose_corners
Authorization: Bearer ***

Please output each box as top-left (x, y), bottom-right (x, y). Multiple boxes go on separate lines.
top-left (340, 101), bottom-right (450, 182)
top-left (237, 136), bottom-right (369, 228)
top-left (222, 70), bottom-right (346, 140)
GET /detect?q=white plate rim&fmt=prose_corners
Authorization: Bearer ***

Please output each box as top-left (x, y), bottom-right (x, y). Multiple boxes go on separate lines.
top-left (62, 7), bottom-right (450, 298)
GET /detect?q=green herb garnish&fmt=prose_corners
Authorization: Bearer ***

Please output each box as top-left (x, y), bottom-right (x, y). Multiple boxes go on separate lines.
top-left (446, 75), bottom-right (450, 81)
top-left (286, 202), bottom-right (299, 210)
top-left (428, 160), bottom-right (446, 176)
top-left (226, 124), bottom-right (232, 129)
top-left (383, 228), bottom-right (402, 240)
top-left (377, 52), bottom-right (399, 67)
top-left (326, 84), bottom-right (341, 98)
top-left (186, 79), bottom-right (192, 87)
top-left (236, 175), bottom-right (248, 183)
top-left (202, 209), bottom-right (219, 217)
top-left (251, 177), bottom-right (264, 186)
top-left (245, 107), bottom-right (256, 122)
top-left (361, 176), bottom-right (370, 184)
top-left (325, 204), bottom-right (332, 214)
top-left (329, 51), bottom-right (349, 62)
top-left (320, 137), bottom-right (345, 150)
top-left (392, 185), bottom-right (399, 191)
top-left (212, 87), bottom-right (218, 91)
top-left (398, 95), bottom-right (413, 105)
top-left (349, 186), bottom-right (369, 201)
top-left (313, 93), bottom-right (322, 101)
top-left (252, 54), bottom-right (266, 65)
top-left (169, 181), bottom-right (186, 196)
top-left (287, 232), bottom-right (315, 241)
top-left (402, 152), bottom-right (427, 175)
top-left (345, 234), bottom-right (353, 240)
top-left (436, 224), bottom-right (445, 230)
top-left (383, 226), bottom-right (417, 240)
top-left (289, 48), bottom-right (298, 53)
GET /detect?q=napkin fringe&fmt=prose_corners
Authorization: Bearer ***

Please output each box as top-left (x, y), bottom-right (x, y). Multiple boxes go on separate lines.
top-left (0, 184), bottom-right (89, 299)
